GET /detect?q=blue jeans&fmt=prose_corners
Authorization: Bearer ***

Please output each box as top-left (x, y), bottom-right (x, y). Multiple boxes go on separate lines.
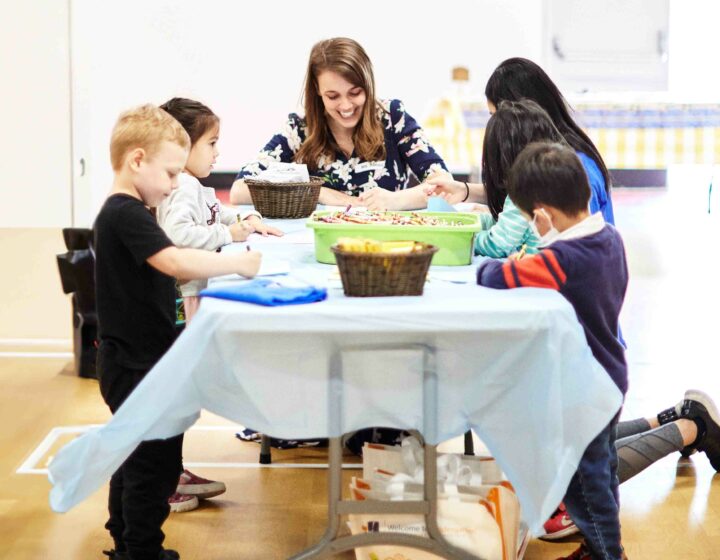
top-left (563, 421), bottom-right (623, 560)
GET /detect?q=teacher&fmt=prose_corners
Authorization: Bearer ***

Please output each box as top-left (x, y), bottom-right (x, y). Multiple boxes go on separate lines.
top-left (230, 37), bottom-right (449, 210)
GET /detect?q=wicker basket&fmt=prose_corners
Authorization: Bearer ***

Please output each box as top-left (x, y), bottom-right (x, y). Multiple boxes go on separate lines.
top-left (245, 177), bottom-right (324, 219)
top-left (331, 242), bottom-right (438, 297)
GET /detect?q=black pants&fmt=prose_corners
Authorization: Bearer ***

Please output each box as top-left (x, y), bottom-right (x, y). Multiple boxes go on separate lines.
top-left (99, 346), bottom-right (183, 560)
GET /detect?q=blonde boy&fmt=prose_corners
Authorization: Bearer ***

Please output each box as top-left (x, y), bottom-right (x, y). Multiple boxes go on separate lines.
top-left (95, 105), bottom-right (260, 560)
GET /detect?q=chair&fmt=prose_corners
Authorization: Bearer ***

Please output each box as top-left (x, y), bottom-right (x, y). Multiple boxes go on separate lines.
top-left (56, 228), bottom-right (97, 379)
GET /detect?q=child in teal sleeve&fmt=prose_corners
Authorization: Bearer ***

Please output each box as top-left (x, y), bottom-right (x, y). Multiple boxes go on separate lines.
top-left (428, 100), bottom-right (580, 257)
top-left (474, 196), bottom-right (540, 257)
top-left (471, 100), bottom-right (568, 257)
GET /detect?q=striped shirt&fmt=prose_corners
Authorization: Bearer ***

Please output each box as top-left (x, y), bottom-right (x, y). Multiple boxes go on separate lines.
top-left (474, 196), bottom-right (540, 258)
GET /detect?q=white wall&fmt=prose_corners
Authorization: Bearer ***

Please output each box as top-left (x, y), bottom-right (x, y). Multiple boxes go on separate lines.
top-left (70, 0), bottom-right (544, 226)
top-left (3, 1), bottom-right (718, 229)
top-left (543, 0), bottom-right (669, 92)
top-left (667, 0), bottom-right (720, 98)
top-left (0, 1), bottom-right (72, 228)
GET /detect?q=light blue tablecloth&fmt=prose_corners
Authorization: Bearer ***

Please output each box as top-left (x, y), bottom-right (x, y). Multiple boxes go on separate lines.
top-left (48, 216), bottom-right (622, 535)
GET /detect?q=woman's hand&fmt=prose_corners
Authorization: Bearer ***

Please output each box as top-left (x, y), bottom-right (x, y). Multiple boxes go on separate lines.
top-left (358, 188), bottom-right (404, 211)
top-left (423, 176), bottom-right (468, 204)
top-left (243, 215), bottom-right (284, 237)
top-left (318, 187), bottom-right (357, 207)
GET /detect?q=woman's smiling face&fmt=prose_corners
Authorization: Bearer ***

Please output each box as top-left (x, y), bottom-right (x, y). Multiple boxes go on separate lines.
top-left (316, 70), bottom-right (366, 132)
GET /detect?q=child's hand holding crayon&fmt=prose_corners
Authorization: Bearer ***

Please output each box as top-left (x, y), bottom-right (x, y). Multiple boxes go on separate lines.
top-left (510, 244), bottom-right (527, 261)
top-left (229, 220), bottom-right (255, 242)
top-left (235, 246), bottom-right (261, 278)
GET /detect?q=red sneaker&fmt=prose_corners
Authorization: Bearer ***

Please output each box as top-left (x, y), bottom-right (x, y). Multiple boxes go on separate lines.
top-left (168, 492), bottom-right (199, 513)
top-left (541, 502), bottom-right (579, 540)
top-left (555, 543), bottom-right (629, 560)
top-left (176, 469), bottom-right (226, 499)
top-left (555, 543), bottom-right (590, 560)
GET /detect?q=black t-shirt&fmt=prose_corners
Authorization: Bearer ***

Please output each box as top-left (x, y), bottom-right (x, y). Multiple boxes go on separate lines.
top-left (93, 194), bottom-right (176, 369)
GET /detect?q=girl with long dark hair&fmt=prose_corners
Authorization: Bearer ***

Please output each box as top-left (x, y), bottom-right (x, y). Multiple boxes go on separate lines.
top-left (428, 57), bottom-right (615, 225)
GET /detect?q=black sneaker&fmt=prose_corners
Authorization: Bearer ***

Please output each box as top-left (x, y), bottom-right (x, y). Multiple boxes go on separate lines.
top-left (680, 389), bottom-right (720, 471)
top-left (235, 428), bottom-right (326, 450)
top-left (102, 551), bottom-right (128, 560)
top-left (658, 398), bottom-right (696, 457)
top-left (108, 549), bottom-right (179, 560)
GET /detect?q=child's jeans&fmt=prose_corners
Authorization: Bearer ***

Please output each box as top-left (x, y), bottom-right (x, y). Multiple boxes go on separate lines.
top-left (563, 421), bottom-right (623, 560)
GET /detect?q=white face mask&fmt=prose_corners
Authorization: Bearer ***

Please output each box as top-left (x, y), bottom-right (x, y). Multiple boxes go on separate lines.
top-left (529, 209), bottom-right (560, 247)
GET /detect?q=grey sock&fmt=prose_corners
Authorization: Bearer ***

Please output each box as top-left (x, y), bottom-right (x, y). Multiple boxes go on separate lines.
top-left (616, 422), bottom-right (684, 484)
top-left (615, 417), bottom-right (652, 440)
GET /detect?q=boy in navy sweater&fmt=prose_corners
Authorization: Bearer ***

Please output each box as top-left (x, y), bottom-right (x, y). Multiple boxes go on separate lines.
top-left (477, 142), bottom-right (628, 560)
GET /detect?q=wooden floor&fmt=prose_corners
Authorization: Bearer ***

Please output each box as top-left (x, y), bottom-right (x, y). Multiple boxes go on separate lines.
top-left (2, 170), bottom-right (719, 559)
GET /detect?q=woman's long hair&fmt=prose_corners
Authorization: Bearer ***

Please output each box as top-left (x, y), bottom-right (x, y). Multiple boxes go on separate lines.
top-left (485, 57), bottom-right (611, 193)
top-left (294, 37), bottom-right (385, 170)
top-left (482, 99), bottom-right (566, 220)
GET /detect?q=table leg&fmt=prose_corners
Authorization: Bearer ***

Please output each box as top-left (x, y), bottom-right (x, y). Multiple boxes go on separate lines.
top-left (286, 435), bottom-right (344, 560)
top-left (288, 436), bottom-right (482, 560)
top-left (464, 430), bottom-right (475, 456)
top-left (259, 434), bottom-right (272, 464)
top-left (420, 347), bottom-right (482, 559)
top-left (287, 344), bottom-right (486, 560)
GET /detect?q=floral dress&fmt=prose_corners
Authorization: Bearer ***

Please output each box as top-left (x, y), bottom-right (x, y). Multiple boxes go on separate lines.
top-left (235, 99), bottom-right (448, 195)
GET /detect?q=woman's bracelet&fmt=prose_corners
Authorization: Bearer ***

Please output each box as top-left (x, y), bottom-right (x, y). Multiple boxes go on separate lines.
top-left (462, 182), bottom-right (470, 202)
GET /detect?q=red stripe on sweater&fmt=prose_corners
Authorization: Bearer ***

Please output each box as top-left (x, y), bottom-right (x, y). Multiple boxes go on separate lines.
top-left (543, 250), bottom-right (567, 284)
top-left (502, 261), bottom-right (517, 288)
top-left (513, 254), bottom-right (559, 289)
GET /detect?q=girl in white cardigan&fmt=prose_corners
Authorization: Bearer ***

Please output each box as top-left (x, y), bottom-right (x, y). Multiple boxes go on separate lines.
top-left (158, 97), bottom-right (283, 322)
top-left (157, 98), bottom-right (283, 512)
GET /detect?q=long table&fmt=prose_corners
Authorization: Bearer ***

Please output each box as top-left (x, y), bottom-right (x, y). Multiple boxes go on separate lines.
top-left (48, 217), bottom-right (622, 559)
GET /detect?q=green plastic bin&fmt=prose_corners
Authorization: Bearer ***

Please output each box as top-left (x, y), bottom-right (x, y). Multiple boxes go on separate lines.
top-left (306, 211), bottom-right (483, 266)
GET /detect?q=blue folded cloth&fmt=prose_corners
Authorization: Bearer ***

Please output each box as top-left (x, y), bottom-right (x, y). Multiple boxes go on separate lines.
top-left (200, 278), bottom-right (327, 307)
